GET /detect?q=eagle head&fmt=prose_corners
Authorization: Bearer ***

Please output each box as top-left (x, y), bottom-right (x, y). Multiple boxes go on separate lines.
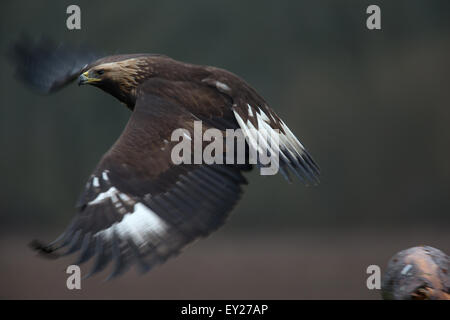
top-left (79, 56), bottom-right (151, 108)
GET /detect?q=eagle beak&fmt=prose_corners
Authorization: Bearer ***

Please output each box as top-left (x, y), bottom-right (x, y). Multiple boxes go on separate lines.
top-left (78, 71), bottom-right (101, 86)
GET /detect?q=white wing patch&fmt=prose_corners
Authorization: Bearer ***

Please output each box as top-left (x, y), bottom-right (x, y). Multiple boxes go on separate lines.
top-left (94, 202), bottom-right (168, 247)
top-left (247, 104), bottom-right (254, 117)
top-left (233, 108), bottom-right (280, 165)
top-left (233, 104), bottom-right (319, 184)
top-left (89, 187), bottom-right (120, 205)
top-left (102, 170), bottom-right (110, 181)
top-left (233, 106), bottom-right (280, 157)
top-left (233, 110), bottom-right (261, 155)
top-left (216, 81), bottom-right (231, 92)
top-left (257, 108), bottom-right (270, 122)
top-left (87, 169), bottom-right (168, 247)
top-left (92, 177), bottom-right (100, 188)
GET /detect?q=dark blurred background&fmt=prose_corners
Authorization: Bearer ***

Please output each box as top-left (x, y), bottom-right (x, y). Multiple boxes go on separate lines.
top-left (0, 1), bottom-right (449, 299)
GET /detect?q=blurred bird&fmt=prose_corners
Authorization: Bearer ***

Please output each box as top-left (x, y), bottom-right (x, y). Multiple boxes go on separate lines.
top-left (12, 37), bottom-right (319, 279)
top-left (382, 246), bottom-right (450, 300)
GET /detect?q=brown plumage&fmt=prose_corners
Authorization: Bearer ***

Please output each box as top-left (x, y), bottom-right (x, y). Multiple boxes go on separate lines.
top-left (12, 38), bottom-right (319, 278)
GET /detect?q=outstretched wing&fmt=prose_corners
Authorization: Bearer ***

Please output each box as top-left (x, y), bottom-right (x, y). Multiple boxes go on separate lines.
top-left (137, 76), bottom-right (320, 185)
top-left (201, 73), bottom-right (320, 185)
top-left (10, 36), bottom-right (100, 93)
top-left (231, 101), bottom-right (320, 185)
top-left (43, 86), bottom-right (248, 279)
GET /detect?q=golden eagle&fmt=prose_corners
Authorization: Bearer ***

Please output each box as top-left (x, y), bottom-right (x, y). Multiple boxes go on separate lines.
top-left (12, 38), bottom-right (320, 278)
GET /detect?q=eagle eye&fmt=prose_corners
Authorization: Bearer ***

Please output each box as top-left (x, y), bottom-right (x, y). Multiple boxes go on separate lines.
top-left (96, 69), bottom-right (105, 75)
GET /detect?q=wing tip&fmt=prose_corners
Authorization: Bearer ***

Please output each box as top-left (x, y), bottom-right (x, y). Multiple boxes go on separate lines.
top-left (29, 239), bottom-right (61, 259)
